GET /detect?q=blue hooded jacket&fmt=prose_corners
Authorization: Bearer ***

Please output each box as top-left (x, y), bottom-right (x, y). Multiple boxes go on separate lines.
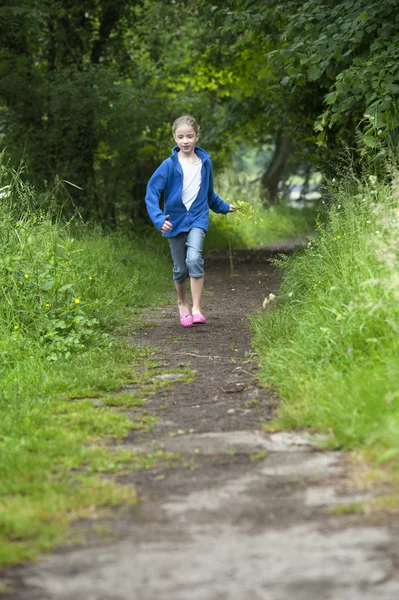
top-left (145, 146), bottom-right (230, 237)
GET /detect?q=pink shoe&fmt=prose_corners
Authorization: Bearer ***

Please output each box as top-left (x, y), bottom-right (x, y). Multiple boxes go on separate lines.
top-left (192, 312), bottom-right (207, 325)
top-left (180, 312), bottom-right (193, 328)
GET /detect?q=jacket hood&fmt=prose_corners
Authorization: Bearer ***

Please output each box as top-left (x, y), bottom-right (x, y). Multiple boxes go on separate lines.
top-left (171, 146), bottom-right (211, 163)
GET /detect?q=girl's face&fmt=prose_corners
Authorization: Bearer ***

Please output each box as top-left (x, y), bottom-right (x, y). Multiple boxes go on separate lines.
top-left (173, 124), bottom-right (199, 154)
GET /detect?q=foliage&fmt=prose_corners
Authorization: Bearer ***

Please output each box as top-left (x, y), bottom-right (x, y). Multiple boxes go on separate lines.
top-left (0, 157), bottom-right (172, 399)
top-left (0, 161), bottom-right (170, 368)
top-left (251, 171), bottom-right (399, 464)
top-left (210, 0), bottom-right (399, 172)
top-left (0, 1), bottom-right (240, 221)
top-left (269, 0), bottom-right (399, 148)
top-left (1, 0), bottom-right (398, 219)
top-left (0, 162), bottom-right (177, 565)
top-left (205, 169), bottom-right (314, 251)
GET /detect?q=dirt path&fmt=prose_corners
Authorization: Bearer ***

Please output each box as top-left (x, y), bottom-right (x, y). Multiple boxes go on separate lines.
top-left (5, 247), bottom-right (399, 599)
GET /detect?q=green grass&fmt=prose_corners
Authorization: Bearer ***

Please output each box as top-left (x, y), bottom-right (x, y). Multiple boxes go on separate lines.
top-left (206, 204), bottom-right (312, 251)
top-left (205, 169), bottom-right (314, 251)
top-left (251, 172), bottom-right (399, 468)
top-left (0, 338), bottom-right (185, 565)
top-left (329, 503), bottom-right (365, 515)
top-left (0, 162), bottom-right (177, 565)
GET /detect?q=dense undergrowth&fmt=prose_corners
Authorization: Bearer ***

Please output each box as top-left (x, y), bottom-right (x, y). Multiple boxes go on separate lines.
top-left (0, 164), bottom-right (175, 565)
top-left (252, 169), bottom-right (399, 473)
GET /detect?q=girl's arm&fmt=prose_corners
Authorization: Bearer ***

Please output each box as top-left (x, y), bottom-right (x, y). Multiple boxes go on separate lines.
top-left (145, 162), bottom-right (169, 231)
top-left (207, 166), bottom-right (231, 214)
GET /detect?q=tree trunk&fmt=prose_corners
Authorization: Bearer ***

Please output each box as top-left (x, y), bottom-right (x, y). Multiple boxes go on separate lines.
top-left (91, 1), bottom-right (126, 64)
top-left (261, 132), bottom-right (292, 204)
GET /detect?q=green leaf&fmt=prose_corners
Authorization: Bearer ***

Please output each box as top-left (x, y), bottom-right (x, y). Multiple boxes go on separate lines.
top-left (308, 65), bottom-right (322, 81)
top-left (324, 91), bottom-right (338, 105)
top-left (286, 66), bottom-right (299, 77)
top-left (358, 12), bottom-right (369, 22)
top-left (363, 136), bottom-right (378, 148)
top-left (42, 279), bottom-right (54, 290)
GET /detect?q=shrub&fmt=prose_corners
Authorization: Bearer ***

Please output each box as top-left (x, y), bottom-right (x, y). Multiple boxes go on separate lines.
top-left (252, 171), bottom-right (399, 460)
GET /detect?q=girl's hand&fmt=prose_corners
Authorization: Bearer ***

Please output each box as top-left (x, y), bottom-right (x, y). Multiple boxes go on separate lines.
top-left (160, 216), bottom-right (172, 233)
top-left (228, 204), bottom-right (236, 212)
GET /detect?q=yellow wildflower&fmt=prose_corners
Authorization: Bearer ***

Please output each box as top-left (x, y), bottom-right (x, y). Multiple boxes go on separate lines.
top-left (24, 273), bottom-right (29, 279)
top-left (74, 298), bottom-right (80, 304)
top-left (262, 293), bottom-right (276, 308)
top-left (45, 303), bottom-right (50, 308)
top-left (14, 325), bottom-right (19, 330)
top-left (88, 276), bottom-right (93, 281)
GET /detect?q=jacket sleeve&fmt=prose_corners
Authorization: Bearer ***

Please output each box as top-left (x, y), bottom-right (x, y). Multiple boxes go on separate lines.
top-left (207, 164), bottom-right (230, 214)
top-left (145, 161), bottom-right (169, 231)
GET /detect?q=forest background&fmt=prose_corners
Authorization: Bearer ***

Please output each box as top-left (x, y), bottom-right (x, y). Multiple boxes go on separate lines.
top-left (2, 0), bottom-right (398, 221)
top-left (1, 0), bottom-right (399, 566)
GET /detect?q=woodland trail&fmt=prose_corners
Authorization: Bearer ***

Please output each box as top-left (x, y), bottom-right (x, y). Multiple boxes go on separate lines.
top-left (5, 245), bottom-right (399, 600)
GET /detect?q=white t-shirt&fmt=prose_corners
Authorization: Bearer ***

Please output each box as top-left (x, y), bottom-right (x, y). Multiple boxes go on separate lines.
top-left (181, 160), bottom-right (202, 211)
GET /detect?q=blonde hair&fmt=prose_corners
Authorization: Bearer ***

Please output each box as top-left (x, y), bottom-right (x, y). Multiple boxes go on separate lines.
top-left (172, 115), bottom-right (200, 136)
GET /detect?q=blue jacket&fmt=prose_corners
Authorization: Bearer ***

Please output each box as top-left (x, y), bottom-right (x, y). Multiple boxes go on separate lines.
top-left (145, 146), bottom-right (230, 237)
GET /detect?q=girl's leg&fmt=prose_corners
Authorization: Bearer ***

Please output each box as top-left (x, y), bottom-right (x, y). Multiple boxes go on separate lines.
top-left (190, 276), bottom-right (204, 315)
top-left (175, 281), bottom-right (190, 316)
top-left (186, 228), bottom-right (206, 316)
top-left (168, 234), bottom-right (190, 315)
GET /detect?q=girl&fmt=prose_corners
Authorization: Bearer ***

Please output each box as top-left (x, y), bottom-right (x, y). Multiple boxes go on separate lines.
top-left (145, 115), bottom-right (235, 327)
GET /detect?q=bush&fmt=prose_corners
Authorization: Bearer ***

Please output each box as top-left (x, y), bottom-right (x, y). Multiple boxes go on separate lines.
top-left (0, 160), bottom-right (173, 565)
top-left (251, 171), bottom-right (399, 461)
top-left (0, 160), bottom-right (171, 399)
top-left (205, 170), bottom-right (313, 250)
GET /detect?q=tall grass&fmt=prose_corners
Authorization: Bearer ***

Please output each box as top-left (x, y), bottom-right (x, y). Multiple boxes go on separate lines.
top-left (0, 163), bottom-right (171, 390)
top-left (205, 170), bottom-right (314, 251)
top-left (0, 161), bottom-right (172, 565)
top-left (252, 171), bottom-right (399, 463)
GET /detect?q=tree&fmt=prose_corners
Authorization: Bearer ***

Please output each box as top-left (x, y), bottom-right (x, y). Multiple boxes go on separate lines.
top-left (0, 0), bottom-right (134, 219)
top-left (174, 1), bottom-right (326, 202)
top-left (200, 0), bottom-right (399, 186)
top-left (0, 0), bottom-right (256, 221)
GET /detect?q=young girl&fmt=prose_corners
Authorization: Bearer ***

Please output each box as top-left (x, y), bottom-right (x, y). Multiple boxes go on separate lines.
top-left (145, 115), bottom-right (235, 327)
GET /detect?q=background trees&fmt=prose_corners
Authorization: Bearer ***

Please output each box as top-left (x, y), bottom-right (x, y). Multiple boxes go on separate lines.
top-left (0, 1), bottom-right (222, 221)
top-left (211, 0), bottom-right (399, 191)
top-left (0, 0), bottom-right (398, 221)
